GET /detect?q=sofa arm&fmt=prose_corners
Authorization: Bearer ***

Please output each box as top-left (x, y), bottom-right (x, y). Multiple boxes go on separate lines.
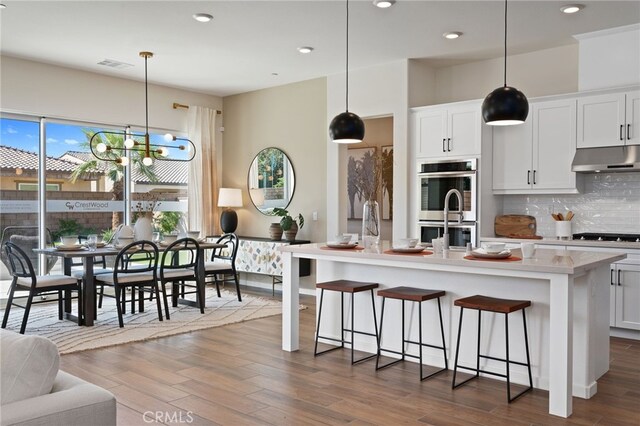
top-left (0, 371), bottom-right (116, 426)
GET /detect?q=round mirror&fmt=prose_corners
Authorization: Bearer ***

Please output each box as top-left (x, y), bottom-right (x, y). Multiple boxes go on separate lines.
top-left (247, 147), bottom-right (295, 215)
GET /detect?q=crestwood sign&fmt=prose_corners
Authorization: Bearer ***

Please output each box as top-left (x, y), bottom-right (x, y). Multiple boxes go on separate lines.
top-left (0, 200), bottom-right (186, 213)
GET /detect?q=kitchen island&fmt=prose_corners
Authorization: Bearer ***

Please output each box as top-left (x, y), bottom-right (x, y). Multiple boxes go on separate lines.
top-left (279, 242), bottom-right (625, 418)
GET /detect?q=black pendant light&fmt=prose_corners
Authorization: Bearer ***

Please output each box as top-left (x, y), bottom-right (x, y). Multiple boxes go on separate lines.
top-left (329, 0), bottom-right (365, 143)
top-left (481, 0), bottom-right (529, 126)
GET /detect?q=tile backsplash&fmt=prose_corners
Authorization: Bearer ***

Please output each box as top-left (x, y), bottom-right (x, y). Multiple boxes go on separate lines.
top-left (502, 172), bottom-right (640, 237)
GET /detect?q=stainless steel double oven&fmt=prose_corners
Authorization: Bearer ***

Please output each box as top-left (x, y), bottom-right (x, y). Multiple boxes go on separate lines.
top-left (418, 158), bottom-right (477, 247)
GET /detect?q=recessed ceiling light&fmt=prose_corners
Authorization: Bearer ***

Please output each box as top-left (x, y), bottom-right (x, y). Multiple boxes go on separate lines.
top-left (193, 13), bottom-right (213, 22)
top-left (272, 72), bottom-right (279, 76)
top-left (297, 46), bottom-right (314, 54)
top-left (0, 4), bottom-right (7, 9)
top-left (373, 0), bottom-right (395, 8)
top-left (560, 4), bottom-right (584, 14)
top-left (443, 31), bottom-right (463, 40)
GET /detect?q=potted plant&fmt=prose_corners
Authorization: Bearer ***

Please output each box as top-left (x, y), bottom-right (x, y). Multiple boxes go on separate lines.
top-left (272, 208), bottom-right (304, 241)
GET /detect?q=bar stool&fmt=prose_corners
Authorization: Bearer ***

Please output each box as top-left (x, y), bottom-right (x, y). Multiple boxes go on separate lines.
top-left (452, 295), bottom-right (533, 402)
top-left (376, 287), bottom-right (448, 381)
top-left (314, 280), bottom-right (379, 365)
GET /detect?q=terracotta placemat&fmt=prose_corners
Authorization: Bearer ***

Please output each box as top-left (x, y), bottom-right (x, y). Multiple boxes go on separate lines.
top-left (464, 255), bottom-right (522, 262)
top-left (383, 249), bottom-right (433, 256)
top-left (320, 245), bottom-right (365, 251)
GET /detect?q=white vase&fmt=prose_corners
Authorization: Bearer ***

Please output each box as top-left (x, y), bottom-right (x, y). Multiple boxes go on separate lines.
top-left (134, 213), bottom-right (154, 241)
top-left (361, 199), bottom-right (380, 248)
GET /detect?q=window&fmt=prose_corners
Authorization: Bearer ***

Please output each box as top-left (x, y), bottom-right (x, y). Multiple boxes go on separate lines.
top-left (18, 183), bottom-right (60, 191)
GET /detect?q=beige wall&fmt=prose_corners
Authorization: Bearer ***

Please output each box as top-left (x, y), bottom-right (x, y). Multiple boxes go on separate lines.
top-left (1, 56), bottom-right (222, 134)
top-left (433, 44), bottom-right (579, 104)
top-left (222, 78), bottom-right (327, 245)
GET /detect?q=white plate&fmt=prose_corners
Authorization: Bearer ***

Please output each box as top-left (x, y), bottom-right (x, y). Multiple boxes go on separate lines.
top-left (391, 247), bottom-right (426, 253)
top-left (325, 242), bottom-right (358, 249)
top-left (470, 248), bottom-right (512, 259)
top-left (56, 244), bottom-right (84, 251)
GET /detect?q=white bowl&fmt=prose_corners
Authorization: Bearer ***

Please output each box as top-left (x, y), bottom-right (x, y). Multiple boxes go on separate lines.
top-left (399, 238), bottom-right (419, 248)
top-left (335, 234), bottom-right (352, 244)
top-left (163, 234), bottom-right (178, 244)
top-left (116, 237), bottom-right (134, 247)
top-left (61, 236), bottom-right (78, 246)
top-left (482, 242), bottom-right (506, 254)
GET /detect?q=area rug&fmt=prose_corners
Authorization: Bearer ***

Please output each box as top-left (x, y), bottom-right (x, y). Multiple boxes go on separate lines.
top-left (1, 288), bottom-right (301, 354)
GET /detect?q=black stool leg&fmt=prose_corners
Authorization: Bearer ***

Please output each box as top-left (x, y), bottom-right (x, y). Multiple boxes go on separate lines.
top-left (452, 307), bottom-right (464, 388)
top-left (476, 310), bottom-right (482, 378)
top-left (505, 312), bottom-right (511, 401)
top-left (437, 297), bottom-right (448, 370)
top-left (418, 300), bottom-right (423, 379)
top-left (506, 309), bottom-right (534, 403)
top-left (375, 296), bottom-right (387, 369)
top-left (314, 289), bottom-right (325, 355)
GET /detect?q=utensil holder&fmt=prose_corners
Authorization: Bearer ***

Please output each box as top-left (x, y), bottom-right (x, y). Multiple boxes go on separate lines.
top-left (556, 221), bottom-right (572, 240)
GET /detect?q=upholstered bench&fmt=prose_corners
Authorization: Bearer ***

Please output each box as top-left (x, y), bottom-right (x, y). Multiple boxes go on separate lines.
top-left (0, 329), bottom-right (116, 426)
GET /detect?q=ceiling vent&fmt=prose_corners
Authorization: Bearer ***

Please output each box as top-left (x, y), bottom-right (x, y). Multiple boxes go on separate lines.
top-left (97, 59), bottom-right (133, 69)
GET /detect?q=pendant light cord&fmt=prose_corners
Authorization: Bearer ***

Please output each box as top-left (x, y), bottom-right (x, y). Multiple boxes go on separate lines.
top-left (144, 55), bottom-right (149, 135)
top-left (345, 0), bottom-right (350, 112)
top-left (503, 0), bottom-right (507, 87)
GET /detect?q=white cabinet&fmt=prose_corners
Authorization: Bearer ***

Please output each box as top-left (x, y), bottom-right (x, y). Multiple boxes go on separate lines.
top-left (577, 90), bottom-right (640, 148)
top-left (610, 260), bottom-right (640, 330)
top-left (493, 98), bottom-right (578, 194)
top-left (412, 102), bottom-right (481, 159)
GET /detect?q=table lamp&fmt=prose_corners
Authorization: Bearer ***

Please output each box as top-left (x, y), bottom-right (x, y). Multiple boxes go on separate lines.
top-left (218, 188), bottom-right (243, 233)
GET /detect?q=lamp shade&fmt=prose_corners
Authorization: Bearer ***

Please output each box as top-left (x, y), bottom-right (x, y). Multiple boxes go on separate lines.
top-left (329, 111), bottom-right (365, 144)
top-left (217, 188), bottom-right (243, 208)
top-left (481, 85), bottom-right (529, 126)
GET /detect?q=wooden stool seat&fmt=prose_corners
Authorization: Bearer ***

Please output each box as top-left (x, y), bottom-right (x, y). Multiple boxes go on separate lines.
top-left (454, 295), bottom-right (531, 314)
top-left (314, 280), bottom-right (379, 365)
top-left (377, 287), bottom-right (445, 302)
top-left (316, 280), bottom-right (378, 293)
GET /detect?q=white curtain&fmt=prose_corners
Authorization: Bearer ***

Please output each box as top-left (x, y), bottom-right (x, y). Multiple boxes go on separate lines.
top-left (187, 106), bottom-right (218, 236)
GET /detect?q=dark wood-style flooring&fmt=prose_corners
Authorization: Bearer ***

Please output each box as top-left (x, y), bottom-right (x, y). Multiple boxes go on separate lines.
top-left (61, 288), bottom-right (640, 425)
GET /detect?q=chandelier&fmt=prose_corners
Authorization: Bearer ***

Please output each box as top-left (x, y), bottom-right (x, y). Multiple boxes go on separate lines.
top-left (90, 51), bottom-right (196, 166)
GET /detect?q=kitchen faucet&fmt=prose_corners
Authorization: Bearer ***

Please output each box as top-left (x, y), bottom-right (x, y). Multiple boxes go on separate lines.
top-left (443, 188), bottom-right (464, 251)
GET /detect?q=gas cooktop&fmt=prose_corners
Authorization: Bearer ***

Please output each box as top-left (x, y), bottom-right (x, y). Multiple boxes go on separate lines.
top-left (572, 233), bottom-right (640, 243)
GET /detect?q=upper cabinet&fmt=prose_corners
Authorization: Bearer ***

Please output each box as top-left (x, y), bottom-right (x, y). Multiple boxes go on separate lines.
top-left (493, 98), bottom-right (580, 194)
top-left (412, 101), bottom-right (482, 159)
top-left (577, 90), bottom-right (640, 148)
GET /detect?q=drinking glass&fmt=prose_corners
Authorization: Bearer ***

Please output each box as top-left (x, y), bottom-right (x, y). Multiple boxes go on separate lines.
top-left (87, 234), bottom-right (98, 251)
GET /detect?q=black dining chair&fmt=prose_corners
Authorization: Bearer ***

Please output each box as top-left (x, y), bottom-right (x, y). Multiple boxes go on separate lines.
top-left (157, 237), bottom-right (202, 319)
top-left (204, 233), bottom-right (241, 301)
top-left (94, 240), bottom-right (162, 328)
top-left (2, 241), bottom-right (82, 334)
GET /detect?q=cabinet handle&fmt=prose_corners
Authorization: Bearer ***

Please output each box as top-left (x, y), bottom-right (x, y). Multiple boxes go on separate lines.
top-left (533, 170), bottom-right (537, 185)
top-left (618, 269), bottom-right (622, 286)
top-left (447, 138), bottom-right (451, 152)
top-left (620, 124), bottom-right (624, 141)
top-left (527, 170), bottom-right (531, 185)
top-left (442, 138), bottom-right (446, 152)
top-left (628, 124), bottom-right (632, 140)
top-left (611, 269), bottom-right (615, 285)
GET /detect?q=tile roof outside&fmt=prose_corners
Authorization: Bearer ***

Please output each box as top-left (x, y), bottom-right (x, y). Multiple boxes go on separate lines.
top-left (0, 145), bottom-right (78, 172)
top-left (1, 145), bottom-right (187, 185)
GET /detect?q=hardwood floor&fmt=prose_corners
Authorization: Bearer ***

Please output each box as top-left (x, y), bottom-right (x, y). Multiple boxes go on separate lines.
top-left (61, 288), bottom-right (640, 425)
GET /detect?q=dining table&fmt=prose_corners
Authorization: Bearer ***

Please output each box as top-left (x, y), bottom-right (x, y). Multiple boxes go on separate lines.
top-left (34, 240), bottom-right (226, 326)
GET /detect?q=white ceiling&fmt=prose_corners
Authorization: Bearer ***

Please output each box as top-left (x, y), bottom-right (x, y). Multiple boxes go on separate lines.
top-left (1, 1), bottom-right (639, 97)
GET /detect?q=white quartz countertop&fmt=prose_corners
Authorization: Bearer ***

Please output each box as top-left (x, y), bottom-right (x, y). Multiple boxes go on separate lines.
top-left (280, 241), bottom-right (626, 275)
top-left (480, 236), bottom-right (640, 251)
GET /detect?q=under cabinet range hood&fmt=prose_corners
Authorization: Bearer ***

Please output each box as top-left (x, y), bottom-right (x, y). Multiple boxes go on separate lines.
top-left (571, 145), bottom-right (640, 173)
